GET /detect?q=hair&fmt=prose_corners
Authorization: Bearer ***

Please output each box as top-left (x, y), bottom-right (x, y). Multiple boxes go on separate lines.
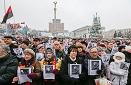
top-left (0, 43), bottom-right (10, 53)
top-left (89, 47), bottom-right (97, 52)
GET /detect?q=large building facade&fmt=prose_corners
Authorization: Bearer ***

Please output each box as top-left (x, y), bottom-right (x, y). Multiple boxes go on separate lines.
top-left (49, 19), bottom-right (64, 33)
top-left (71, 25), bottom-right (105, 38)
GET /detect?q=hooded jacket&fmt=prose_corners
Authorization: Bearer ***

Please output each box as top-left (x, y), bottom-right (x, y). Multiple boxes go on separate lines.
top-left (110, 52), bottom-right (128, 85)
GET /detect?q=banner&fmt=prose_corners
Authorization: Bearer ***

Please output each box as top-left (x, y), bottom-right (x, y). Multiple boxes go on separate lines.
top-left (10, 23), bottom-right (21, 29)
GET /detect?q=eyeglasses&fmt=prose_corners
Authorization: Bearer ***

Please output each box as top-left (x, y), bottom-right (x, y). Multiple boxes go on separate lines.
top-left (90, 51), bottom-right (98, 53)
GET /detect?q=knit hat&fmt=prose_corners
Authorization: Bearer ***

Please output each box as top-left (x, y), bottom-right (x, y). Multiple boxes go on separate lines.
top-left (113, 52), bottom-right (125, 62)
top-left (24, 49), bottom-right (35, 57)
top-left (45, 48), bottom-right (53, 53)
top-left (22, 40), bottom-right (29, 46)
top-left (36, 44), bottom-right (45, 49)
top-left (75, 42), bottom-right (83, 48)
top-left (125, 46), bottom-right (131, 51)
top-left (118, 45), bottom-right (125, 52)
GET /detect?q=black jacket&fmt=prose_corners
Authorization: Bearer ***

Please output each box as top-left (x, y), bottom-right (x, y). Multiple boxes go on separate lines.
top-left (124, 51), bottom-right (131, 84)
top-left (59, 55), bottom-right (86, 85)
top-left (9, 43), bottom-right (18, 55)
top-left (0, 53), bottom-right (19, 85)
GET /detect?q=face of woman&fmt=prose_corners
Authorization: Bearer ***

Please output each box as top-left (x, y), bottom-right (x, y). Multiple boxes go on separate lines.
top-left (70, 49), bottom-right (77, 59)
top-left (24, 53), bottom-right (32, 61)
top-left (46, 52), bottom-right (52, 58)
top-left (77, 48), bottom-right (83, 53)
top-left (54, 44), bottom-right (60, 50)
top-left (38, 46), bottom-right (46, 52)
top-left (98, 50), bottom-right (103, 57)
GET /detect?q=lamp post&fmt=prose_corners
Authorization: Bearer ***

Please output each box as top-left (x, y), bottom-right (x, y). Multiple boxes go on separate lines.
top-left (53, 1), bottom-right (57, 36)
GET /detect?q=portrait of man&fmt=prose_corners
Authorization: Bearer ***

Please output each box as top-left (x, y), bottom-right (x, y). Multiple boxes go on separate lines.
top-left (45, 66), bottom-right (53, 73)
top-left (91, 61), bottom-right (99, 70)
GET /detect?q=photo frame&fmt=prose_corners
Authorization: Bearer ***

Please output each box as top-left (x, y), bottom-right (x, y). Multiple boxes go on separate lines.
top-left (68, 64), bottom-right (81, 78)
top-left (35, 53), bottom-right (44, 61)
top-left (13, 48), bottom-right (24, 58)
top-left (43, 65), bottom-right (55, 79)
top-left (88, 60), bottom-right (101, 75)
top-left (17, 67), bottom-right (32, 84)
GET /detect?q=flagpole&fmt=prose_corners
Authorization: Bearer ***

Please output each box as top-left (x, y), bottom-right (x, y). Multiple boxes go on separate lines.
top-left (4, 0), bottom-right (6, 13)
top-left (4, 0), bottom-right (8, 35)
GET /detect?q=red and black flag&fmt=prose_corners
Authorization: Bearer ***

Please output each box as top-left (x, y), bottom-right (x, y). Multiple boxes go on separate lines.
top-left (1, 6), bottom-right (13, 24)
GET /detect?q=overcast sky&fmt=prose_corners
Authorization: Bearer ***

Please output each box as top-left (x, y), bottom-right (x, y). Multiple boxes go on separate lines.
top-left (0, 0), bottom-right (131, 32)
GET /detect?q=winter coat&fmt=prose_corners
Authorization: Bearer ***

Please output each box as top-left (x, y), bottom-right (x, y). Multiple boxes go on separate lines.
top-left (124, 51), bottom-right (131, 85)
top-left (110, 62), bottom-right (128, 85)
top-left (0, 53), bottom-right (19, 85)
top-left (54, 49), bottom-right (66, 59)
top-left (9, 43), bottom-right (18, 55)
top-left (84, 54), bottom-right (105, 85)
top-left (41, 57), bottom-right (57, 85)
top-left (59, 55), bottom-right (86, 85)
top-left (19, 61), bottom-right (42, 85)
top-left (105, 47), bottom-right (112, 54)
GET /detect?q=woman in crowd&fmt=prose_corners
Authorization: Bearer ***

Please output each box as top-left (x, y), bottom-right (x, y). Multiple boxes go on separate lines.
top-left (40, 48), bottom-right (60, 85)
top-left (110, 52), bottom-right (128, 85)
top-left (36, 44), bottom-right (46, 53)
top-left (60, 45), bottom-right (86, 85)
top-left (53, 41), bottom-right (66, 59)
top-left (12, 49), bottom-right (42, 85)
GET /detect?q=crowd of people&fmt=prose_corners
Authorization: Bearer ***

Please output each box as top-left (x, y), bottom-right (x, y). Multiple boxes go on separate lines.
top-left (0, 36), bottom-right (131, 85)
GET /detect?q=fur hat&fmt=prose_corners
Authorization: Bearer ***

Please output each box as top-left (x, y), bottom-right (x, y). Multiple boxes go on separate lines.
top-left (125, 46), bottom-right (131, 51)
top-left (75, 42), bottom-right (83, 48)
top-left (24, 49), bottom-right (35, 57)
top-left (113, 52), bottom-right (125, 62)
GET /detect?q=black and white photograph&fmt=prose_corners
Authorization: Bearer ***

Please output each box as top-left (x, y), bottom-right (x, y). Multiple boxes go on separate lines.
top-left (120, 62), bottom-right (130, 70)
top-left (13, 48), bottom-right (24, 58)
top-left (43, 65), bottom-right (55, 79)
top-left (20, 69), bottom-right (29, 75)
top-left (69, 64), bottom-right (81, 78)
top-left (45, 65), bottom-right (53, 73)
top-left (36, 53), bottom-right (44, 61)
top-left (91, 61), bottom-right (99, 70)
top-left (64, 45), bottom-right (69, 54)
top-left (102, 54), bottom-right (111, 64)
top-left (17, 67), bottom-right (32, 84)
top-left (88, 60), bottom-right (101, 75)
top-left (72, 65), bottom-right (80, 74)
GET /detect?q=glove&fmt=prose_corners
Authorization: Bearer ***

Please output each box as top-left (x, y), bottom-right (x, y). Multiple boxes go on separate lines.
top-left (27, 73), bottom-right (37, 79)
top-left (52, 69), bottom-right (59, 75)
top-left (79, 73), bottom-right (86, 81)
top-left (96, 70), bottom-right (102, 75)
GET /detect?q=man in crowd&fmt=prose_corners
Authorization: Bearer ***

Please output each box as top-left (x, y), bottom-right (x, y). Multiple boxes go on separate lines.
top-left (84, 47), bottom-right (105, 85)
top-left (105, 42), bottom-right (113, 54)
top-left (4, 36), bottom-right (18, 55)
top-left (31, 38), bottom-right (41, 52)
top-left (0, 43), bottom-right (18, 85)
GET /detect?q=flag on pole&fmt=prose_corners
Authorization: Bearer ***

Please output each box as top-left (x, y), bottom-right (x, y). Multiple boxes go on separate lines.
top-left (1, 6), bottom-right (13, 24)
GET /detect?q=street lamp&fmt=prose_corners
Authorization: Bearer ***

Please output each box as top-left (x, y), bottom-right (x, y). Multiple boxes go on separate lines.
top-left (53, 1), bottom-right (57, 36)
